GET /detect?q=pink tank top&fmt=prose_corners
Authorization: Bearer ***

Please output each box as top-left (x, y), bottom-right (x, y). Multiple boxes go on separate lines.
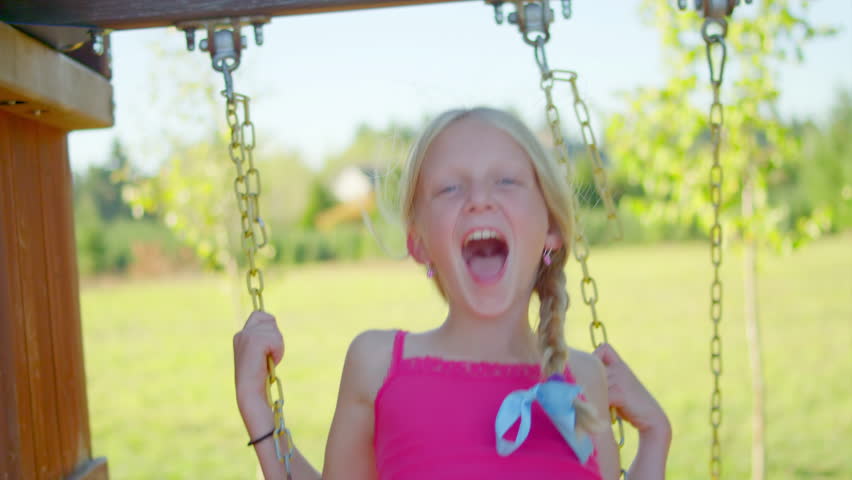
top-left (374, 331), bottom-right (602, 480)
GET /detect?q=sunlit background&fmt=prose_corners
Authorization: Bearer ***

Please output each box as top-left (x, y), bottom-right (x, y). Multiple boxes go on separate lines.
top-left (67, 1), bottom-right (851, 479)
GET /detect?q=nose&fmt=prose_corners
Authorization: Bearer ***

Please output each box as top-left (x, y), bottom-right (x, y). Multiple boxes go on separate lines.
top-left (465, 182), bottom-right (495, 214)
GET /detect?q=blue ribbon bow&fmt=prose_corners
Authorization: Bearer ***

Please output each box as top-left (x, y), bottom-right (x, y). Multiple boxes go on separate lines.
top-left (494, 375), bottom-right (594, 463)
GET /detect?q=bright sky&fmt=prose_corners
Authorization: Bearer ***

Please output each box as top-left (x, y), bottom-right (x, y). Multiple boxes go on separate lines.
top-left (68, 1), bottom-right (852, 173)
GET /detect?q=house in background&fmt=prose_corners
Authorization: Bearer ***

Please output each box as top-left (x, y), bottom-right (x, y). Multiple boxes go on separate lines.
top-left (316, 165), bottom-right (383, 230)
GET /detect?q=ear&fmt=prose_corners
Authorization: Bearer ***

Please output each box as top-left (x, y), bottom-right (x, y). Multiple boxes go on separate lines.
top-left (407, 230), bottom-right (429, 265)
top-left (545, 219), bottom-right (564, 252)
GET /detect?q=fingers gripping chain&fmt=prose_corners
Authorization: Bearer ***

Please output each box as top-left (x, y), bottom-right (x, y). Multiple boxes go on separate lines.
top-left (184, 19), bottom-right (294, 475)
top-left (227, 92), bottom-right (292, 474)
top-left (226, 92), bottom-right (294, 477)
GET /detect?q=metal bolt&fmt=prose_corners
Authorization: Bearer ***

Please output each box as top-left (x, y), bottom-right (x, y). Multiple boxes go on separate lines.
top-left (492, 2), bottom-right (504, 24)
top-left (561, 0), bottom-right (572, 19)
top-left (508, 11), bottom-right (518, 25)
top-left (185, 28), bottom-right (196, 51)
top-left (199, 38), bottom-right (209, 52)
top-left (90, 30), bottom-right (105, 56)
top-left (253, 23), bottom-right (264, 45)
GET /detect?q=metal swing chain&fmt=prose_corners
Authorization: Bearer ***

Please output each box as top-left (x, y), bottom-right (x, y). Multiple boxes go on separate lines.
top-left (702, 17), bottom-right (727, 480)
top-left (533, 36), bottom-right (627, 479)
top-left (565, 73), bottom-right (623, 240)
top-left (221, 66), bottom-right (295, 478)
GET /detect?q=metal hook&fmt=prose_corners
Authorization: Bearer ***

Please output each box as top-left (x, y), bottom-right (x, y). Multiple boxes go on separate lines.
top-left (533, 36), bottom-right (550, 77)
top-left (222, 67), bottom-right (235, 101)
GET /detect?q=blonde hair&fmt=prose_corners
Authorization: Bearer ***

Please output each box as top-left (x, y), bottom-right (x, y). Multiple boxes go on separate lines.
top-left (397, 107), bottom-right (602, 433)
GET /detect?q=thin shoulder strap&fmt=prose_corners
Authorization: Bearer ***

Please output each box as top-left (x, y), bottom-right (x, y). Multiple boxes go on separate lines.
top-left (387, 330), bottom-right (408, 377)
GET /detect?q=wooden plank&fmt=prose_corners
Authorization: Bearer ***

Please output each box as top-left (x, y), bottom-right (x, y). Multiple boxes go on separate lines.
top-left (0, 111), bottom-right (104, 479)
top-left (12, 25), bottom-right (114, 80)
top-left (65, 458), bottom-right (109, 480)
top-left (9, 115), bottom-right (64, 479)
top-left (0, 22), bottom-right (113, 130)
top-left (0, 0), bottom-right (463, 30)
top-left (39, 122), bottom-right (94, 472)
top-left (0, 111), bottom-right (36, 480)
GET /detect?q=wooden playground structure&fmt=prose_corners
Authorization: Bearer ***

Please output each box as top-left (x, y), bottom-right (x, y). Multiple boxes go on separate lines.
top-left (1, 1), bottom-right (747, 478)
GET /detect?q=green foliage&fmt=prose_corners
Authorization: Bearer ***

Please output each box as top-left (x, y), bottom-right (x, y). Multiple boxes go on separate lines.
top-left (321, 122), bottom-right (415, 181)
top-left (75, 185), bottom-right (104, 276)
top-left (73, 138), bottom-right (188, 275)
top-left (606, 1), bottom-right (838, 252)
top-left (299, 180), bottom-right (338, 229)
top-left (120, 40), bottom-right (307, 271)
top-left (788, 90), bottom-right (852, 231)
top-left (73, 139), bottom-right (133, 222)
top-left (124, 132), bottom-right (240, 269)
top-left (269, 223), bottom-right (400, 265)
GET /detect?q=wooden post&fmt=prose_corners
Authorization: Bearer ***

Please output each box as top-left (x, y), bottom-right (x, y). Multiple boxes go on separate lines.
top-left (0, 22), bottom-right (112, 480)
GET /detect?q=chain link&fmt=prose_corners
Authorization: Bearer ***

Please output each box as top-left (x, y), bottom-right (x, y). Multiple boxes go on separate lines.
top-left (224, 91), bottom-right (294, 478)
top-left (534, 38), bottom-right (626, 479)
top-left (565, 72), bottom-right (623, 240)
top-left (535, 46), bottom-right (622, 238)
top-left (703, 18), bottom-right (727, 480)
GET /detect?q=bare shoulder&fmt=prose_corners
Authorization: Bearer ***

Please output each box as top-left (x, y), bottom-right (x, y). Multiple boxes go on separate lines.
top-left (325, 330), bottom-right (396, 479)
top-left (344, 329), bottom-right (397, 402)
top-left (568, 348), bottom-right (607, 405)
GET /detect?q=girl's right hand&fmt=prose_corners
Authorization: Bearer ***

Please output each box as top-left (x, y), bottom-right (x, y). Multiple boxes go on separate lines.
top-left (593, 343), bottom-right (670, 441)
top-left (233, 311), bottom-right (285, 427)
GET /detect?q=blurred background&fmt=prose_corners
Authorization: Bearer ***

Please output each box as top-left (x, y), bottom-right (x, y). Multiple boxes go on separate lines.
top-left (67, 1), bottom-right (851, 479)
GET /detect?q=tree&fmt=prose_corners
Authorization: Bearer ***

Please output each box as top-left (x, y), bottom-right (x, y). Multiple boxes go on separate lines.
top-left (605, 3), bottom-right (836, 479)
top-left (792, 90), bottom-right (852, 230)
top-left (321, 122), bottom-right (416, 181)
top-left (299, 179), bottom-right (338, 229)
top-left (122, 39), bottom-right (313, 273)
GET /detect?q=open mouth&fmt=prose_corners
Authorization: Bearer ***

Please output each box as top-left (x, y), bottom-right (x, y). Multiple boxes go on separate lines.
top-left (462, 228), bottom-right (509, 284)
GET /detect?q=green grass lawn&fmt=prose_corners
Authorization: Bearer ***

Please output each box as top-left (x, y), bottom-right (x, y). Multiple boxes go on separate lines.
top-left (81, 234), bottom-right (852, 479)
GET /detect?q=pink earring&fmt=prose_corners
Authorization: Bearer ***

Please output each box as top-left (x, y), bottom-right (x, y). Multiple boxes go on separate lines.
top-left (542, 248), bottom-right (553, 266)
top-left (426, 262), bottom-right (434, 278)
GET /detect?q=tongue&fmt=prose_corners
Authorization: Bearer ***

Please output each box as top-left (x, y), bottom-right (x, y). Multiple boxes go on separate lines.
top-left (468, 254), bottom-right (504, 280)
top-left (463, 238), bottom-right (508, 283)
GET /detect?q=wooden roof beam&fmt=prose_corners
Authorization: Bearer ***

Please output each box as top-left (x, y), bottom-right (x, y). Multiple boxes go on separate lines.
top-left (0, 0), bottom-right (466, 31)
top-left (0, 22), bottom-right (113, 130)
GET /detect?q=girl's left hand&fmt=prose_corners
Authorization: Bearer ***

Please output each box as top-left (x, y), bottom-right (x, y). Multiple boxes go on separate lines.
top-left (593, 343), bottom-right (671, 440)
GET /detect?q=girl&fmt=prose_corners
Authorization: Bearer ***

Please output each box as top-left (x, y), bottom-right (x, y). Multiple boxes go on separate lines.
top-left (233, 107), bottom-right (671, 479)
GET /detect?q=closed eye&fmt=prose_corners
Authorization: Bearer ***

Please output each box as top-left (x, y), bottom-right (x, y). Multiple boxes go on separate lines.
top-left (498, 177), bottom-right (520, 186)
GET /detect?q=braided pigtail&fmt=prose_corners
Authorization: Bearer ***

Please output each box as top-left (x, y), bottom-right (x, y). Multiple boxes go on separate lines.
top-left (535, 247), bottom-right (604, 435)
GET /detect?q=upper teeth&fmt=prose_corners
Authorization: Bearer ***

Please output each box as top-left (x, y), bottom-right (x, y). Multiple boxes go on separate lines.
top-left (464, 228), bottom-right (500, 246)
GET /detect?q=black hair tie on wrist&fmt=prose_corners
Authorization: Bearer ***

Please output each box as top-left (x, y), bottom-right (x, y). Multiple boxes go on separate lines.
top-left (247, 429), bottom-right (275, 446)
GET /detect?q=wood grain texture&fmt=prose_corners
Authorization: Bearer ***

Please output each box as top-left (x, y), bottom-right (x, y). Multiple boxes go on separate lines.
top-left (10, 111), bottom-right (65, 480)
top-left (40, 122), bottom-right (93, 471)
top-left (0, 0), bottom-right (462, 29)
top-left (0, 112), bottom-right (100, 479)
top-left (0, 110), bottom-right (31, 480)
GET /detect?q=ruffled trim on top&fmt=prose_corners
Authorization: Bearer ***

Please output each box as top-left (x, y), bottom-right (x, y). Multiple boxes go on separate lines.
top-left (398, 355), bottom-right (576, 382)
